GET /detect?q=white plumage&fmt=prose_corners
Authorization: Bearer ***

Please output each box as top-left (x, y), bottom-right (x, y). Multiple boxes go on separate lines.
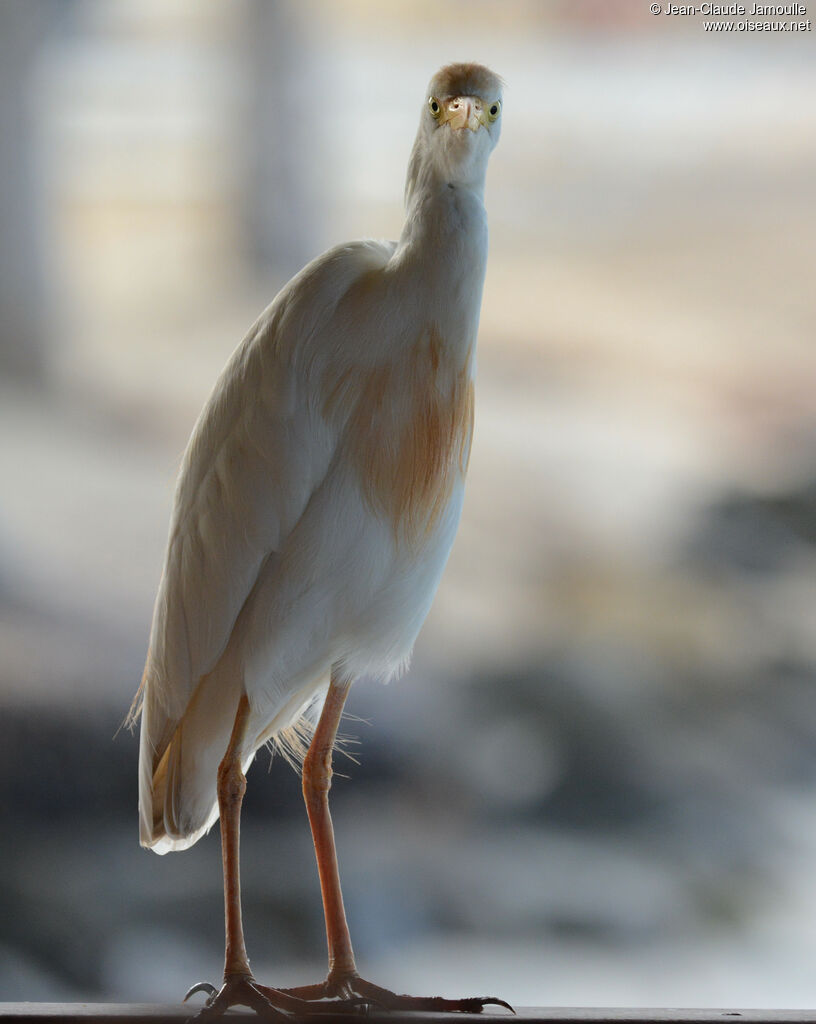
top-left (131, 62), bottom-right (505, 1016)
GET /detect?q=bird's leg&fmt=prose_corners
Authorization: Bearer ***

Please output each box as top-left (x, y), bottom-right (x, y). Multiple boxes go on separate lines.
top-left (267, 675), bottom-right (514, 1015)
top-left (255, 674), bottom-right (358, 1007)
top-left (303, 674), bottom-right (358, 989)
top-left (219, 693), bottom-right (252, 980)
top-left (186, 694), bottom-right (298, 1021)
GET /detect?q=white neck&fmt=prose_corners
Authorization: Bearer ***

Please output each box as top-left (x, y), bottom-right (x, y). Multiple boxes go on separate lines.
top-left (392, 148), bottom-right (489, 359)
top-left (398, 140), bottom-right (488, 262)
top-left (403, 130), bottom-right (488, 211)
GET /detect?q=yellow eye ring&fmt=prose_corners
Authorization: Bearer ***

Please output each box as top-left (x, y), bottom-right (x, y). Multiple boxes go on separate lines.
top-left (487, 100), bottom-right (501, 122)
top-left (428, 96), bottom-right (442, 119)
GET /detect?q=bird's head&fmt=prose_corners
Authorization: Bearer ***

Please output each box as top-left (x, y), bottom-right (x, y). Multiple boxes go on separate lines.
top-left (406, 62), bottom-right (503, 202)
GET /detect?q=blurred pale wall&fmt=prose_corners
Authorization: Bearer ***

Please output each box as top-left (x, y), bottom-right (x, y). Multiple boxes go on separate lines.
top-left (2, 0), bottom-right (816, 1008)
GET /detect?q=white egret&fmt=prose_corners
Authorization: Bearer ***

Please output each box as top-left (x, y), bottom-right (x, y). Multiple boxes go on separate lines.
top-left (130, 62), bottom-right (508, 1019)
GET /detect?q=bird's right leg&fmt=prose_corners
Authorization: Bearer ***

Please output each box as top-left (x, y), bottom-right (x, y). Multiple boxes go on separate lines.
top-left (217, 692), bottom-right (255, 986)
top-left (185, 694), bottom-right (302, 1021)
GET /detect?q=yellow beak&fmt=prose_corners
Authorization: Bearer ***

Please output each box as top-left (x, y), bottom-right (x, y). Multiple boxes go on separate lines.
top-left (441, 96), bottom-right (486, 132)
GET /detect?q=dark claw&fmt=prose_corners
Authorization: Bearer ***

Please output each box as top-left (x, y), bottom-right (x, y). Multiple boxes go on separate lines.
top-left (427, 995), bottom-right (515, 1015)
top-left (183, 981), bottom-right (219, 1004)
top-left (481, 996), bottom-right (516, 1014)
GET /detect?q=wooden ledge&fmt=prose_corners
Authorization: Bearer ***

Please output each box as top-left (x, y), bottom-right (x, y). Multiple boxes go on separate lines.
top-left (2, 1007), bottom-right (816, 1024)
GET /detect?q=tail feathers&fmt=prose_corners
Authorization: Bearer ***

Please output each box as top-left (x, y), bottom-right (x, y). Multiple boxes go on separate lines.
top-left (138, 670), bottom-right (242, 855)
top-left (143, 747), bottom-right (218, 854)
top-left (138, 671), bottom-right (330, 855)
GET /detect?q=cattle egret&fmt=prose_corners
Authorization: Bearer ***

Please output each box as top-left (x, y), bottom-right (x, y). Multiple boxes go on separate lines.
top-left (130, 62), bottom-right (508, 1018)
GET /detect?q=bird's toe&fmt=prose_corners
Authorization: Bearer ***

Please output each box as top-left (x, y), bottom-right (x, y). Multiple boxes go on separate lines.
top-left (256, 979), bottom-right (373, 1015)
top-left (348, 977), bottom-right (515, 1014)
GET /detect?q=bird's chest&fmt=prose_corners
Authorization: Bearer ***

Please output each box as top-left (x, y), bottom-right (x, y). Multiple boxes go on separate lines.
top-left (325, 326), bottom-right (475, 545)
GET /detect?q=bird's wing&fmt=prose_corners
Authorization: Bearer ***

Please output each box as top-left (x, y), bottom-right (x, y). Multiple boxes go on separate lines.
top-left (135, 239), bottom-right (396, 739)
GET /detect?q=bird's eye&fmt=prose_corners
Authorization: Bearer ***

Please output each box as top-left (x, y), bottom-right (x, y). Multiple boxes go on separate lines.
top-left (487, 100), bottom-right (501, 122)
top-left (428, 97), bottom-right (442, 119)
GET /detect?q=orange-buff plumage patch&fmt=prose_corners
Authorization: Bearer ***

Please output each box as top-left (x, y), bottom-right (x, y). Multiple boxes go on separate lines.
top-left (326, 327), bottom-right (474, 543)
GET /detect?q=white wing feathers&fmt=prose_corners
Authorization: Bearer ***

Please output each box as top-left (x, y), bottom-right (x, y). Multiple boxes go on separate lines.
top-left (147, 323), bottom-right (324, 722)
top-left (135, 239), bottom-right (394, 849)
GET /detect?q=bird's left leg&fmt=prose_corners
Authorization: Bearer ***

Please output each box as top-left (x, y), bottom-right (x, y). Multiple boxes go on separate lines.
top-left (266, 673), bottom-right (513, 1015)
top-left (256, 672), bottom-right (359, 1005)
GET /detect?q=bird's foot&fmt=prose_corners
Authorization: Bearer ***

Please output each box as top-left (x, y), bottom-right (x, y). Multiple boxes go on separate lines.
top-left (275, 972), bottom-right (515, 1014)
top-left (184, 971), bottom-right (513, 1018)
top-left (184, 973), bottom-right (370, 1020)
top-left (184, 974), bottom-right (295, 1021)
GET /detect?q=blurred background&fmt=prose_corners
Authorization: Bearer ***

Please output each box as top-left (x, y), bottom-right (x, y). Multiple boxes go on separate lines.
top-left (1, 0), bottom-right (816, 1009)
